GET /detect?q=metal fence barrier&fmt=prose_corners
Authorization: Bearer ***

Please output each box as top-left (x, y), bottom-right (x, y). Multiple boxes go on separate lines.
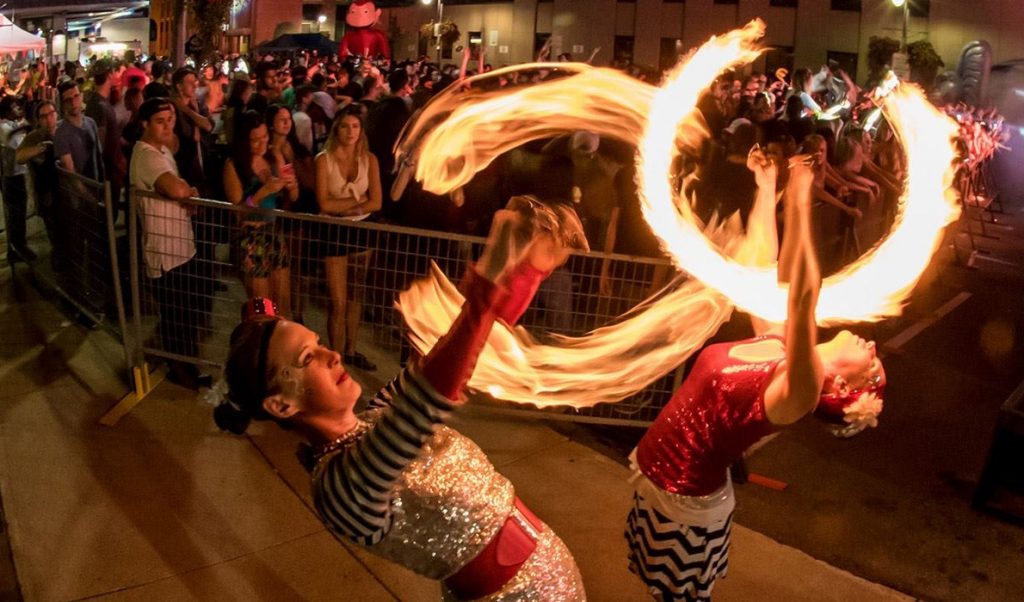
top-left (10, 168), bottom-right (131, 367)
top-left (127, 188), bottom-right (684, 426)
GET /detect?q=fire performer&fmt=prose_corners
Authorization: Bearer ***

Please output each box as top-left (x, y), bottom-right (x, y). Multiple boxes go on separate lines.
top-left (625, 152), bottom-right (885, 601)
top-left (214, 197), bottom-right (587, 601)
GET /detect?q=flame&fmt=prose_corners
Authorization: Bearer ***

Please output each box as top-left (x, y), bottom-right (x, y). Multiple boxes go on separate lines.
top-left (639, 41), bottom-right (960, 324)
top-left (394, 21), bottom-right (960, 407)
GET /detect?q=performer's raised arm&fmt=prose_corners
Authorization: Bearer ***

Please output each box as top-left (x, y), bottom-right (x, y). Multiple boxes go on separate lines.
top-left (214, 197), bottom-right (588, 601)
top-left (766, 157), bottom-right (825, 425)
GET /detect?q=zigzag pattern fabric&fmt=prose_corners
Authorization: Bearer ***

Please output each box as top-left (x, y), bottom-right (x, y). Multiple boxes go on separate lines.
top-left (625, 492), bottom-right (733, 601)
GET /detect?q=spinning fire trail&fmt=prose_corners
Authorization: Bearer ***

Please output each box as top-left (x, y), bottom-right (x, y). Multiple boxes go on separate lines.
top-left (394, 20), bottom-right (960, 408)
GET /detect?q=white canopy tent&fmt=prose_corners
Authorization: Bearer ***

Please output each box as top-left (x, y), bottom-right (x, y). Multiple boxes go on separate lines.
top-left (0, 14), bottom-right (46, 55)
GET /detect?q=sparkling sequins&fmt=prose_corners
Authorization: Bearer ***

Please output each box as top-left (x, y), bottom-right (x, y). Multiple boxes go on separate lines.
top-left (356, 424), bottom-right (585, 599)
top-left (636, 336), bottom-right (781, 497)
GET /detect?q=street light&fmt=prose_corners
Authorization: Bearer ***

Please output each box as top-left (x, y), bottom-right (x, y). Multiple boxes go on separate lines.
top-left (891, 0), bottom-right (909, 52)
top-left (423, 0), bottom-right (444, 63)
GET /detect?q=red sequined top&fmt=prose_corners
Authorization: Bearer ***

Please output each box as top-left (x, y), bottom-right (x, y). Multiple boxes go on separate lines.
top-left (636, 335), bottom-right (783, 497)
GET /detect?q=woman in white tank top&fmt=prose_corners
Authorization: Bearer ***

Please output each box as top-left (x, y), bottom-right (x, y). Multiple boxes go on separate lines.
top-left (314, 105), bottom-right (383, 371)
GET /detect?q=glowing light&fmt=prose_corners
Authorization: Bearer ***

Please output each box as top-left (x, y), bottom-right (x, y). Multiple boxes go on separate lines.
top-left (87, 42), bottom-right (128, 53)
top-left (317, 14), bottom-right (327, 23)
top-left (395, 20), bottom-right (960, 407)
top-left (891, 0), bottom-right (906, 6)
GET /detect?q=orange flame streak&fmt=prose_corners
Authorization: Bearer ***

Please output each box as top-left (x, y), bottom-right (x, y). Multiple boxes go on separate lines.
top-left (395, 21), bottom-right (959, 407)
top-left (640, 69), bottom-right (959, 324)
top-left (394, 64), bottom-right (656, 196)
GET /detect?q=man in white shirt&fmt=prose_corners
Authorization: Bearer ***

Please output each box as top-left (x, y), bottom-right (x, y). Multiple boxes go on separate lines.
top-left (0, 97), bottom-right (33, 262)
top-left (130, 97), bottom-right (210, 389)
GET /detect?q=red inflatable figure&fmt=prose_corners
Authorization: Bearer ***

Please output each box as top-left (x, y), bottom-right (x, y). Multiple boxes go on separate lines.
top-left (339, 0), bottom-right (391, 61)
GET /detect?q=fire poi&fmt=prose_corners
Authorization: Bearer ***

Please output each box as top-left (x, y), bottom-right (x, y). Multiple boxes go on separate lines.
top-left (394, 20), bottom-right (961, 408)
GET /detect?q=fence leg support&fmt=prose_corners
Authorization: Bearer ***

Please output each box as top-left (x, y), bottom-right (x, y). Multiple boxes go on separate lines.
top-left (99, 362), bottom-right (167, 426)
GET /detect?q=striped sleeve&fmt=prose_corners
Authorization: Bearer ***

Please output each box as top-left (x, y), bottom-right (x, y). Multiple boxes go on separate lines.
top-left (312, 367), bottom-right (455, 545)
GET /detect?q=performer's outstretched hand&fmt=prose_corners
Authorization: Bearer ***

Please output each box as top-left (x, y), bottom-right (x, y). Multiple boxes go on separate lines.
top-left (477, 196), bottom-right (588, 281)
top-left (747, 145), bottom-right (777, 193)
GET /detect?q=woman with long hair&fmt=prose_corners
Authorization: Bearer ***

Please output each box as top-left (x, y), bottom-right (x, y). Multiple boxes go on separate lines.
top-left (314, 105), bottom-right (380, 371)
top-left (266, 104), bottom-right (317, 324)
top-left (221, 77), bottom-right (252, 147)
top-left (224, 110), bottom-right (298, 316)
top-left (215, 199), bottom-right (587, 600)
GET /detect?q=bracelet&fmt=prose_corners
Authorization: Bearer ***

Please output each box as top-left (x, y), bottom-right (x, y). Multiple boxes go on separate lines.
top-left (244, 195), bottom-right (256, 208)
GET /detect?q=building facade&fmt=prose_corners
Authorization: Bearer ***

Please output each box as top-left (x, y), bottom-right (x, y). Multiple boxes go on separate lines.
top-left (369, 0), bottom-right (1023, 84)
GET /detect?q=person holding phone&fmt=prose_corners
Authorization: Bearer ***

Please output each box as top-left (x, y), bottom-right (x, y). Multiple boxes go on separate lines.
top-left (266, 104), bottom-right (318, 324)
top-left (224, 110), bottom-right (299, 316)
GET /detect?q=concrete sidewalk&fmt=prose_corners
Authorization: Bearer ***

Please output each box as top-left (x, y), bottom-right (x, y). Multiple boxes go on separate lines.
top-left (0, 274), bottom-right (913, 601)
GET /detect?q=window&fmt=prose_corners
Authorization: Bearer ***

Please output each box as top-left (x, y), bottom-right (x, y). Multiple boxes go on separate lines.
top-left (468, 30), bottom-right (483, 57)
top-left (614, 35), bottom-right (635, 65)
top-left (302, 4), bottom-right (321, 21)
top-left (830, 0), bottom-right (861, 11)
top-left (770, 0), bottom-right (797, 7)
top-left (660, 38), bottom-right (683, 72)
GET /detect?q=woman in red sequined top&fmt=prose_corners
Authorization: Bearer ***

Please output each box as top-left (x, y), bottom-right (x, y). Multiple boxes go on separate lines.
top-left (626, 152), bottom-right (886, 601)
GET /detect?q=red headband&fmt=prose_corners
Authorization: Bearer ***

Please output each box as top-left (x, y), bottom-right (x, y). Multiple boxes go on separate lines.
top-left (813, 374), bottom-right (886, 425)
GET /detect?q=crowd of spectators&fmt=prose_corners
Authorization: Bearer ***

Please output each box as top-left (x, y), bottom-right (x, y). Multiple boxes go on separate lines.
top-left (0, 46), bottom-right (905, 388)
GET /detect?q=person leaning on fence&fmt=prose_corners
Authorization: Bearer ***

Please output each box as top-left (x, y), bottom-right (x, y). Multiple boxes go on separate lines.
top-left (214, 197), bottom-right (588, 601)
top-left (313, 105), bottom-right (381, 372)
top-left (16, 100), bottom-right (58, 269)
top-left (0, 96), bottom-right (34, 264)
top-left (625, 152), bottom-right (885, 602)
top-left (224, 110), bottom-right (298, 317)
top-left (129, 97), bottom-right (211, 390)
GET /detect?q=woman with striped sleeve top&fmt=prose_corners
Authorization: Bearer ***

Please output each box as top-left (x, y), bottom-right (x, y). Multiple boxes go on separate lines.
top-left (214, 197), bottom-right (588, 601)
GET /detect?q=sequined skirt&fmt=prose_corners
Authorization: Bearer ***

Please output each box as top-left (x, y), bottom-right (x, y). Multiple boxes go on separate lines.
top-left (442, 521), bottom-right (586, 602)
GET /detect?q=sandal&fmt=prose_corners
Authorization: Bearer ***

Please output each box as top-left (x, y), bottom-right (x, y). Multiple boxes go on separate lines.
top-left (344, 351), bottom-right (377, 372)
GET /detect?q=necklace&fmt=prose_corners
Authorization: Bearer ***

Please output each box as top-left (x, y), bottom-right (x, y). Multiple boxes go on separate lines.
top-left (313, 419), bottom-right (370, 460)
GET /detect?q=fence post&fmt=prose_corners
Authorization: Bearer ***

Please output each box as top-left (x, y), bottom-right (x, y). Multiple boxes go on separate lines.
top-left (103, 181), bottom-right (131, 373)
top-left (99, 187), bottom-right (167, 426)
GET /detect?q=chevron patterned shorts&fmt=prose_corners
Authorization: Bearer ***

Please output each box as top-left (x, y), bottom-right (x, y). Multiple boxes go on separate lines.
top-left (625, 491), bottom-right (733, 601)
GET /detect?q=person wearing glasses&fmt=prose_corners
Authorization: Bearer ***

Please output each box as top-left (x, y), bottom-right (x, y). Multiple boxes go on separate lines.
top-left (16, 100), bottom-right (59, 267)
top-left (625, 152), bottom-right (886, 601)
top-left (55, 81), bottom-right (103, 181)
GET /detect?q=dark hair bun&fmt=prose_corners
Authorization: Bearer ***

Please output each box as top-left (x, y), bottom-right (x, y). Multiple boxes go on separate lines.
top-left (213, 402), bottom-right (252, 435)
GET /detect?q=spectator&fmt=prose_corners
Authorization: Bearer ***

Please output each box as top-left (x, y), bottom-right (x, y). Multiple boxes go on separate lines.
top-left (85, 64), bottom-right (126, 213)
top-left (248, 61), bottom-right (280, 116)
top-left (789, 67), bottom-right (823, 118)
top-left (292, 85), bottom-right (316, 153)
top-left (170, 67), bottom-right (214, 194)
top-left (129, 97), bottom-right (209, 389)
top-left (16, 100), bottom-right (58, 266)
top-left (314, 107), bottom-right (382, 371)
top-left (223, 110), bottom-right (297, 316)
top-left (221, 77), bottom-right (251, 147)
top-left (55, 81), bottom-right (103, 180)
top-left (142, 60), bottom-right (171, 99)
top-left (122, 50), bottom-right (148, 87)
top-left (1, 97), bottom-right (34, 262)
top-left (266, 104), bottom-right (317, 323)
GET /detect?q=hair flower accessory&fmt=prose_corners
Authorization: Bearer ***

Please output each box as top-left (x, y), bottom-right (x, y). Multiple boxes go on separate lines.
top-left (829, 392), bottom-right (883, 438)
